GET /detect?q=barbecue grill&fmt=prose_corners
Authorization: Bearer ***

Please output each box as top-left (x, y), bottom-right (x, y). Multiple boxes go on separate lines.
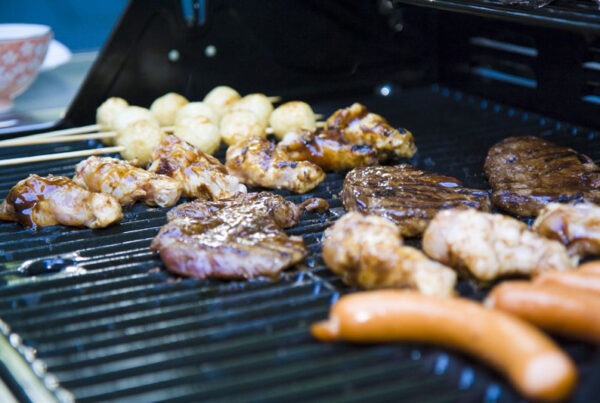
top-left (1, 0), bottom-right (600, 401)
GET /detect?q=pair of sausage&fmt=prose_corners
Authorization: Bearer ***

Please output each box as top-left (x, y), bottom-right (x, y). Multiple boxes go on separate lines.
top-left (312, 290), bottom-right (576, 401)
top-left (486, 261), bottom-right (600, 344)
top-left (312, 263), bottom-right (600, 400)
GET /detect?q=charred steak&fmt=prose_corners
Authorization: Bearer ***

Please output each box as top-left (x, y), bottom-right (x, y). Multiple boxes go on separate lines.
top-left (484, 136), bottom-right (600, 217)
top-left (341, 164), bottom-right (491, 237)
top-left (151, 192), bottom-right (307, 279)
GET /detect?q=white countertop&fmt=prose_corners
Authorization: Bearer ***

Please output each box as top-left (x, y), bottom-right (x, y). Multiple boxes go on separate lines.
top-left (0, 51), bottom-right (96, 133)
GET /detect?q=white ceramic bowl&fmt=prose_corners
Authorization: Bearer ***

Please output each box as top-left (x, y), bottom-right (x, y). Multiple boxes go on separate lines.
top-left (0, 24), bottom-right (53, 112)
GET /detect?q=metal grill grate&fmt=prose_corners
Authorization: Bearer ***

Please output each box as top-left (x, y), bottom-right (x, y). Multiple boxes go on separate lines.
top-left (0, 85), bottom-right (599, 402)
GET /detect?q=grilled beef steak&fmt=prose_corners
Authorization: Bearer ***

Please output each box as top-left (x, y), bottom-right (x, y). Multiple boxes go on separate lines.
top-left (341, 164), bottom-right (491, 237)
top-left (484, 136), bottom-right (600, 216)
top-left (151, 192), bottom-right (307, 279)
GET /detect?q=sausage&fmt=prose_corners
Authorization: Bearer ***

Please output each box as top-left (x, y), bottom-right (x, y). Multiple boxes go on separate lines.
top-left (312, 290), bottom-right (576, 401)
top-left (577, 260), bottom-right (600, 276)
top-left (534, 270), bottom-right (600, 296)
top-left (486, 281), bottom-right (600, 344)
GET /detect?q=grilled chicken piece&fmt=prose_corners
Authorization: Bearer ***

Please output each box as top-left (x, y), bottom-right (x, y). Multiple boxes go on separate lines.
top-left (74, 156), bottom-right (182, 207)
top-left (277, 128), bottom-right (378, 172)
top-left (151, 192), bottom-right (307, 279)
top-left (226, 136), bottom-right (325, 194)
top-left (533, 202), bottom-right (600, 259)
top-left (148, 135), bottom-right (246, 200)
top-left (423, 209), bottom-right (576, 282)
top-left (341, 165), bottom-right (491, 237)
top-left (325, 103), bottom-right (417, 159)
top-left (322, 212), bottom-right (457, 297)
top-left (0, 174), bottom-right (122, 229)
top-left (484, 136), bottom-right (600, 217)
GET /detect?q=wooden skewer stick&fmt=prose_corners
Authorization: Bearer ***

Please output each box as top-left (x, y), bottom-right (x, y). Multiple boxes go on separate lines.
top-left (0, 125), bottom-right (174, 147)
top-left (265, 121), bottom-right (326, 135)
top-left (0, 132), bottom-right (118, 148)
top-left (0, 146), bottom-right (124, 167)
top-left (315, 113), bottom-right (324, 120)
top-left (0, 124), bottom-right (102, 145)
top-left (267, 96), bottom-right (282, 103)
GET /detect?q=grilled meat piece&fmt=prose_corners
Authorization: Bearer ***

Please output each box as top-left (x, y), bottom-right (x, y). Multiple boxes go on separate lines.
top-left (298, 197), bottom-right (329, 214)
top-left (533, 202), bottom-right (600, 259)
top-left (325, 103), bottom-right (417, 159)
top-left (0, 174), bottom-right (122, 229)
top-left (341, 164), bottom-right (491, 237)
top-left (484, 136), bottom-right (600, 216)
top-left (226, 136), bottom-right (325, 194)
top-left (277, 128), bottom-right (378, 172)
top-left (322, 212), bottom-right (456, 297)
top-left (148, 135), bottom-right (246, 200)
top-left (166, 191), bottom-right (301, 228)
top-left (423, 209), bottom-right (576, 282)
top-left (74, 156), bottom-right (182, 207)
top-left (151, 192), bottom-right (307, 279)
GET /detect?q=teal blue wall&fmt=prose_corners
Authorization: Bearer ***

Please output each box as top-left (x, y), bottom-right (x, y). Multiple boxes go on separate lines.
top-left (0, 1), bottom-right (128, 51)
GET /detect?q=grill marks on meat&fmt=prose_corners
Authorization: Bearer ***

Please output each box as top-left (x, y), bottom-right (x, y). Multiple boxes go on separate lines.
top-left (226, 136), bottom-right (325, 194)
top-left (151, 192), bottom-right (308, 279)
top-left (277, 103), bottom-right (416, 172)
top-left (148, 135), bottom-right (246, 200)
top-left (484, 136), bottom-right (600, 216)
top-left (74, 156), bottom-right (183, 207)
top-left (533, 202), bottom-right (600, 259)
top-left (341, 165), bottom-right (491, 237)
top-left (278, 128), bottom-right (378, 172)
top-left (326, 103), bottom-right (417, 160)
top-left (423, 209), bottom-right (576, 282)
top-left (0, 174), bottom-right (122, 229)
top-left (322, 212), bottom-right (457, 297)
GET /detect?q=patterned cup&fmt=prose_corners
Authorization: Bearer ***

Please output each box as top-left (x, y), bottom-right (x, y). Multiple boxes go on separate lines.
top-left (0, 24), bottom-right (53, 112)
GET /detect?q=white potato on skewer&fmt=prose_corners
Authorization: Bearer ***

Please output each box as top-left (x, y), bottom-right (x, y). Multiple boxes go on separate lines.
top-left (220, 110), bottom-right (266, 146)
top-left (150, 92), bottom-right (189, 126)
top-left (203, 86), bottom-right (241, 119)
top-left (113, 106), bottom-right (160, 133)
top-left (174, 116), bottom-right (221, 155)
top-left (117, 120), bottom-right (167, 166)
top-left (228, 93), bottom-right (273, 127)
top-left (175, 102), bottom-right (218, 125)
top-left (96, 97), bottom-right (129, 145)
top-left (269, 101), bottom-right (316, 140)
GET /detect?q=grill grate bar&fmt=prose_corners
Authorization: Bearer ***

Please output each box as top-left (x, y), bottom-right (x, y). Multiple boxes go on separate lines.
top-left (11, 279), bottom-right (322, 333)
top-left (37, 303), bottom-right (328, 362)
top-left (208, 359), bottom-right (455, 403)
top-left (0, 86), bottom-right (598, 402)
top-left (70, 344), bottom-right (414, 402)
top-left (25, 288), bottom-right (329, 347)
